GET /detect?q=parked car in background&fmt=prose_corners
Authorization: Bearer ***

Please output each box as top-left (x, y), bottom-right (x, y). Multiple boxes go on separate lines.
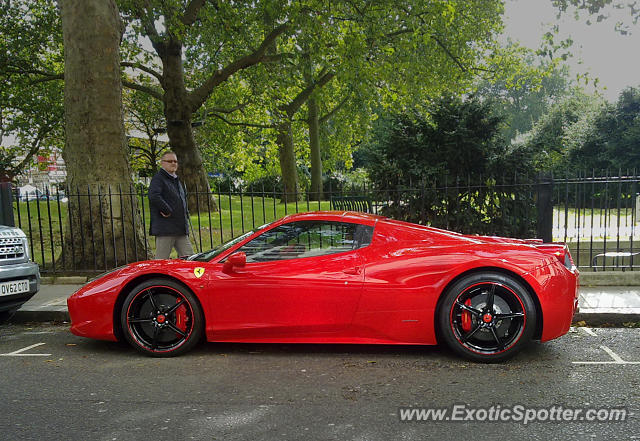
top-left (68, 211), bottom-right (579, 362)
top-left (0, 225), bottom-right (40, 323)
top-left (18, 188), bottom-right (67, 203)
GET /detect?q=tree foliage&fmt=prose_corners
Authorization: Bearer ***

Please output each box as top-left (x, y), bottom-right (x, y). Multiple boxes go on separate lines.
top-left (476, 50), bottom-right (574, 143)
top-left (0, 0), bottom-right (64, 181)
top-left (567, 87), bottom-right (640, 172)
top-left (362, 96), bottom-right (509, 184)
top-left (552, 0), bottom-right (640, 34)
top-left (516, 85), bottom-right (640, 175)
top-left (360, 96), bottom-right (536, 237)
top-left (516, 91), bottom-right (606, 174)
top-left (114, 0), bottom-right (511, 202)
top-left (123, 85), bottom-right (168, 177)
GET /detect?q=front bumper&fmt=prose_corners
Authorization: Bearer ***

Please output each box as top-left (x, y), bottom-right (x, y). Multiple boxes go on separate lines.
top-left (0, 261), bottom-right (40, 312)
top-left (67, 273), bottom-right (125, 342)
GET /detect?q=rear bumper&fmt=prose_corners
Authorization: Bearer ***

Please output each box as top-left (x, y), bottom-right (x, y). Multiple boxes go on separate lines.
top-left (525, 262), bottom-right (579, 342)
top-left (0, 261), bottom-right (40, 312)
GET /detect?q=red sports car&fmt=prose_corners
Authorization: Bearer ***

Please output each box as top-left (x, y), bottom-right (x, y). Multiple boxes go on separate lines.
top-left (67, 211), bottom-right (579, 362)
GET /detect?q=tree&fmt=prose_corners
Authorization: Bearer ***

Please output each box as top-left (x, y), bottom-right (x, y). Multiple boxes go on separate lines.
top-left (517, 91), bottom-right (606, 174)
top-left (60, 0), bottom-right (147, 269)
top-left (552, 1), bottom-right (640, 34)
top-left (359, 96), bottom-right (536, 237)
top-left (362, 96), bottom-right (507, 187)
top-left (0, 0), bottom-right (64, 181)
top-left (116, 0), bottom-right (292, 211)
top-left (206, 1), bottom-right (508, 201)
top-left (566, 87), bottom-right (640, 172)
top-left (123, 85), bottom-right (167, 177)
top-left (476, 51), bottom-right (573, 143)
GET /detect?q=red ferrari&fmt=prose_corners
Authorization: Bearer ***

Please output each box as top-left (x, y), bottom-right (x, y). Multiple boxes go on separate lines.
top-left (68, 211), bottom-right (578, 362)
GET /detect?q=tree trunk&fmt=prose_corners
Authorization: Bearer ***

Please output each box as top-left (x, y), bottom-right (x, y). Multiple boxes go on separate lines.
top-left (276, 122), bottom-right (299, 202)
top-left (60, 0), bottom-right (148, 270)
top-left (307, 95), bottom-right (323, 201)
top-left (159, 41), bottom-right (217, 213)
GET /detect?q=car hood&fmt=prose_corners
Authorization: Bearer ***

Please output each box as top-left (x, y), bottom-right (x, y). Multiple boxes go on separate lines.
top-left (0, 225), bottom-right (26, 237)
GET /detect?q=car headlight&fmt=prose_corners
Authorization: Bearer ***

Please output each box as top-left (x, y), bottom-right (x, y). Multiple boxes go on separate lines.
top-left (22, 237), bottom-right (30, 260)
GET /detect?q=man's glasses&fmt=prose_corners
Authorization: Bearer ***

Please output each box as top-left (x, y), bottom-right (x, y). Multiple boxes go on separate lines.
top-left (162, 159), bottom-right (178, 164)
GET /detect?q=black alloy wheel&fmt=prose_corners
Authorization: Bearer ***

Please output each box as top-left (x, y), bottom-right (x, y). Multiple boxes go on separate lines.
top-left (120, 278), bottom-right (204, 357)
top-left (438, 272), bottom-right (536, 362)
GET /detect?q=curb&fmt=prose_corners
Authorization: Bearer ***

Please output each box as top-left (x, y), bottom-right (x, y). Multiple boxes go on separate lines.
top-left (11, 309), bottom-right (69, 323)
top-left (41, 276), bottom-right (90, 285)
top-left (580, 271), bottom-right (640, 287)
top-left (572, 312), bottom-right (640, 327)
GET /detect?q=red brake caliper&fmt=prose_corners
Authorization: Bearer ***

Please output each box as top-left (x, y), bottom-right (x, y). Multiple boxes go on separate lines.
top-left (174, 297), bottom-right (188, 334)
top-left (461, 298), bottom-right (472, 332)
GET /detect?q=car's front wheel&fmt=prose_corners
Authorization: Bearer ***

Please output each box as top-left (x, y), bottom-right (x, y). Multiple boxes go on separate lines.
top-left (120, 278), bottom-right (204, 357)
top-left (438, 272), bottom-right (537, 362)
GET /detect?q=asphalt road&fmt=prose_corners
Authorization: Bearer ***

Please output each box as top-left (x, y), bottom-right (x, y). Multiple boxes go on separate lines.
top-left (0, 323), bottom-right (638, 441)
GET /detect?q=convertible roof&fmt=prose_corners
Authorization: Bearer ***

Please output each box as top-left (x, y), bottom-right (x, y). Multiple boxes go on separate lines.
top-left (280, 211), bottom-right (384, 226)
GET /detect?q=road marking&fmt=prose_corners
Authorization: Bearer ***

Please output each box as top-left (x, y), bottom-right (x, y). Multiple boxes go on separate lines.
top-left (0, 343), bottom-right (51, 357)
top-left (573, 345), bottom-right (640, 365)
top-left (581, 327), bottom-right (598, 336)
top-left (601, 345), bottom-right (625, 362)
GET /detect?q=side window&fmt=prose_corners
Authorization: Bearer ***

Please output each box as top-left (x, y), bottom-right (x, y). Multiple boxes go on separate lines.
top-left (238, 221), bottom-right (373, 263)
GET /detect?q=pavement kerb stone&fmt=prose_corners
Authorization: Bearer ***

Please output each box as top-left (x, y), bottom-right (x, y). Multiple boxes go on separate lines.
top-left (572, 312), bottom-right (640, 327)
top-left (41, 276), bottom-right (90, 285)
top-left (579, 271), bottom-right (640, 286)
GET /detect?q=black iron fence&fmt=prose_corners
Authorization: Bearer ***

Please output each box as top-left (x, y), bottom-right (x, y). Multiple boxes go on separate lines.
top-left (4, 172), bottom-right (640, 274)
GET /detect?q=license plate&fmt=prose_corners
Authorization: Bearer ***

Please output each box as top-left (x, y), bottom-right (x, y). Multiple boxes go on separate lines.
top-left (0, 279), bottom-right (30, 297)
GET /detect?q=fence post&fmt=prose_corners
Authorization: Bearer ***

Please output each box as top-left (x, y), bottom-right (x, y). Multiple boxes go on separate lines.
top-left (536, 174), bottom-right (553, 242)
top-left (0, 182), bottom-right (15, 226)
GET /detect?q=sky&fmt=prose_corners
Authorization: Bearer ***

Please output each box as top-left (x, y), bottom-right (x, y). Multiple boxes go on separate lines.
top-left (502, 0), bottom-right (640, 101)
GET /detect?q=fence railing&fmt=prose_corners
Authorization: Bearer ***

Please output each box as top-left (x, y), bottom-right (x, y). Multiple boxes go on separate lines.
top-left (5, 172), bottom-right (640, 274)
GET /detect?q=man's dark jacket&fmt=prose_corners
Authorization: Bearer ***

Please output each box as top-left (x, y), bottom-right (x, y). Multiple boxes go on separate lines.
top-left (148, 168), bottom-right (189, 236)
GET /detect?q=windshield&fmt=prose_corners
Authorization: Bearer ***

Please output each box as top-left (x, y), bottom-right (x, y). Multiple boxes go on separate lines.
top-left (189, 222), bottom-right (272, 262)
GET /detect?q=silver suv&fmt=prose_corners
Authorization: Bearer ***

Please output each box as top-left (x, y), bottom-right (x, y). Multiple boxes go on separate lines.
top-left (0, 225), bottom-right (40, 323)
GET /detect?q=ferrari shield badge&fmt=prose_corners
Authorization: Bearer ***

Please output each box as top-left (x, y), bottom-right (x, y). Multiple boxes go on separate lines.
top-left (194, 267), bottom-right (205, 278)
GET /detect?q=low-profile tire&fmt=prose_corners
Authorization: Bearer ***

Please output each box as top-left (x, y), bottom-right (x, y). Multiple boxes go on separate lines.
top-left (438, 272), bottom-right (536, 363)
top-left (120, 278), bottom-right (204, 357)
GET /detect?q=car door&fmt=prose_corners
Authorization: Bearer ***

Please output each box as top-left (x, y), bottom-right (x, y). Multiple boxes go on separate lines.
top-left (209, 221), bottom-right (369, 340)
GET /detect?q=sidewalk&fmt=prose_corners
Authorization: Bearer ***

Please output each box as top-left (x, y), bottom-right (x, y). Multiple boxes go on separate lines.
top-left (9, 275), bottom-right (640, 326)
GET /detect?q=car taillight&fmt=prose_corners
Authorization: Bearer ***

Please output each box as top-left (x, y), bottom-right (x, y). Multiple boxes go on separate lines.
top-left (553, 246), bottom-right (574, 269)
top-left (534, 243), bottom-right (575, 270)
top-left (564, 252), bottom-right (573, 269)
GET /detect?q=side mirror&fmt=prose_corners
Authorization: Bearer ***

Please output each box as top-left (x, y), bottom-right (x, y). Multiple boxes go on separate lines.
top-left (223, 252), bottom-right (246, 273)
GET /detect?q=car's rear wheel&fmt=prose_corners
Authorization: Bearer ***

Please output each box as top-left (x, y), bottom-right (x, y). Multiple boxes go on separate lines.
top-left (120, 278), bottom-right (204, 357)
top-left (438, 272), bottom-right (536, 362)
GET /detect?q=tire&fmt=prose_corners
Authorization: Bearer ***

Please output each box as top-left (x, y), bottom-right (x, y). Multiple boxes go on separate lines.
top-left (437, 272), bottom-right (536, 363)
top-left (120, 278), bottom-right (204, 357)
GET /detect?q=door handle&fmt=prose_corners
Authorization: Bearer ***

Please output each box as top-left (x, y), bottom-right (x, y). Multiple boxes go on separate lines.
top-left (343, 266), bottom-right (362, 275)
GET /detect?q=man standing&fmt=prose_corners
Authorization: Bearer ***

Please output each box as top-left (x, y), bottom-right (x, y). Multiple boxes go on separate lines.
top-left (148, 151), bottom-right (194, 259)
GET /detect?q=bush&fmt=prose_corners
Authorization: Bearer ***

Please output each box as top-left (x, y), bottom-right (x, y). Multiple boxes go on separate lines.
top-left (359, 96), bottom-right (537, 237)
